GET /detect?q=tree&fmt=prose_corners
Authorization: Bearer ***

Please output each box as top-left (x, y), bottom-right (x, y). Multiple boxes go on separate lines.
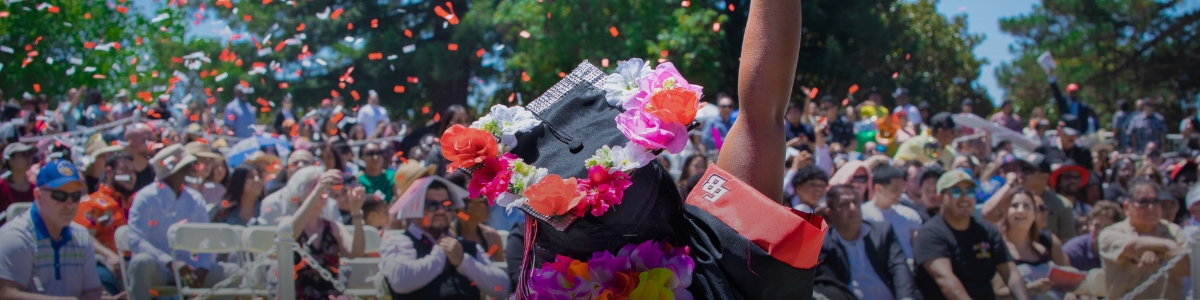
top-left (996, 0), bottom-right (1200, 128)
top-left (0, 0), bottom-right (187, 102)
top-left (492, 0), bottom-right (728, 103)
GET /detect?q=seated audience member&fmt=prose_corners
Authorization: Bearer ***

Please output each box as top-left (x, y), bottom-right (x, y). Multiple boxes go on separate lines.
top-left (991, 187), bottom-right (1072, 299)
top-left (914, 170), bottom-right (1028, 300)
top-left (81, 141), bottom-right (124, 194)
top-left (210, 165), bottom-right (266, 225)
top-left (380, 176), bottom-right (509, 299)
top-left (1187, 185), bottom-right (1200, 228)
top-left (75, 152), bottom-right (137, 295)
top-left (458, 196), bottom-right (505, 262)
top-left (817, 185), bottom-right (918, 300)
top-left (122, 124), bottom-right (157, 191)
top-left (0, 160), bottom-right (105, 299)
top-left (184, 142), bottom-right (226, 205)
top-left (829, 160), bottom-right (872, 202)
top-left (1099, 179), bottom-right (1191, 299)
top-left (1, 143), bottom-right (38, 210)
top-left (127, 145), bottom-right (237, 300)
top-left (861, 165), bottom-right (923, 259)
top-left (1063, 200), bottom-right (1124, 272)
top-left (358, 142), bottom-right (396, 203)
top-left (909, 167), bottom-right (944, 218)
top-left (789, 165), bottom-right (828, 212)
top-left (899, 162), bottom-right (931, 222)
top-left (259, 166), bottom-right (342, 225)
top-left (268, 168), bottom-right (366, 299)
top-left (361, 198), bottom-right (389, 230)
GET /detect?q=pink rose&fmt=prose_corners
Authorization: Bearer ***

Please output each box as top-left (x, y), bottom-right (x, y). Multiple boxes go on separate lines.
top-left (616, 109), bottom-right (688, 153)
top-left (467, 154), bottom-right (516, 204)
top-left (576, 166), bottom-right (632, 217)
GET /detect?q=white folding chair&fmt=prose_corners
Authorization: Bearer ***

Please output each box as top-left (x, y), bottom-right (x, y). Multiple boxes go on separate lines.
top-left (6, 202), bottom-right (32, 221)
top-left (495, 230), bottom-right (510, 270)
top-left (240, 226), bottom-right (277, 297)
top-left (342, 225), bottom-right (382, 255)
top-left (341, 257), bottom-right (382, 298)
top-left (115, 225), bottom-right (177, 297)
top-left (167, 223), bottom-right (253, 298)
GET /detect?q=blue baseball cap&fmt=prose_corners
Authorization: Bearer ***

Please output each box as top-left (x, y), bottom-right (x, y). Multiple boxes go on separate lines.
top-left (37, 159), bottom-right (83, 189)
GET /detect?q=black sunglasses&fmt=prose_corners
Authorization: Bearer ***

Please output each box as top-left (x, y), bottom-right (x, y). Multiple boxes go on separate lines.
top-left (364, 150), bottom-right (387, 157)
top-left (425, 200), bottom-right (452, 212)
top-left (50, 191), bottom-right (84, 203)
top-left (718, 104), bottom-right (734, 108)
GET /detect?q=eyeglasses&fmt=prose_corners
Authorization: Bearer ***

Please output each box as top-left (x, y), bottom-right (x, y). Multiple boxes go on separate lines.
top-left (425, 200), bottom-right (453, 212)
top-left (364, 150), bottom-right (387, 158)
top-left (1130, 198), bottom-right (1159, 207)
top-left (718, 104), bottom-right (734, 109)
top-left (850, 175), bottom-right (869, 183)
top-left (946, 187), bottom-right (976, 199)
top-left (49, 191), bottom-right (84, 203)
top-left (289, 160), bottom-right (314, 169)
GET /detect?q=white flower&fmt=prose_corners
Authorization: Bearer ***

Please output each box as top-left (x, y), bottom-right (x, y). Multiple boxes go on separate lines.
top-left (508, 161), bottom-right (549, 195)
top-left (472, 104), bottom-right (541, 136)
top-left (495, 193), bottom-right (525, 213)
top-left (601, 58), bottom-right (652, 107)
top-left (498, 134), bottom-right (519, 153)
top-left (610, 141), bottom-right (655, 172)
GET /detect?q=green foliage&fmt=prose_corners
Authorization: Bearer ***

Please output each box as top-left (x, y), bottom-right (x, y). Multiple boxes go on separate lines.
top-left (0, 0), bottom-right (187, 103)
top-left (794, 0), bottom-right (990, 113)
top-left (996, 0), bottom-right (1200, 127)
top-left (493, 0), bottom-right (728, 102)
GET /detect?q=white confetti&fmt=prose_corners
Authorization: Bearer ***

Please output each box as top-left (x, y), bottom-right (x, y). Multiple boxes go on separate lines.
top-left (198, 238), bottom-right (210, 250)
top-left (387, 55), bottom-right (397, 60)
top-left (45, 58), bottom-right (53, 64)
top-left (65, 66), bottom-right (75, 75)
top-left (188, 60), bottom-right (202, 70)
top-left (36, 2), bottom-right (48, 10)
top-left (152, 85), bottom-right (166, 92)
top-left (214, 72), bottom-right (228, 82)
top-left (402, 44), bottom-right (416, 53)
top-left (315, 6), bottom-right (330, 19)
top-left (285, 38), bottom-right (301, 45)
top-left (257, 48), bottom-right (273, 57)
top-left (69, 57), bottom-right (82, 65)
top-left (63, 22), bottom-right (71, 27)
top-left (0, 46), bottom-right (13, 53)
top-left (111, 63), bottom-right (121, 72)
top-left (343, 36), bottom-right (355, 43)
top-left (94, 42), bottom-right (114, 51)
top-left (83, 66), bottom-right (96, 72)
top-left (150, 13), bottom-right (169, 23)
top-left (181, 94), bottom-right (193, 104)
top-left (114, 174), bottom-right (131, 182)
top-left (301, 60), bottom-right (311, 67)
top-left (173, 70), bottom-right (189, 81)
top-left (315, 58), bottom-right (327, 66)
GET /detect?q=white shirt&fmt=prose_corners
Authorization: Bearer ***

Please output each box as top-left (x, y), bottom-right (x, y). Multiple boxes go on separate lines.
top-left (833, 225), bottom-right (895, 300)
top-left (379, 223), bottom-right (509, 299)
top-left (357, 104), bottom-right (389, 137)
top-left (894, 103), bottom-right (922, 125)
top-left (257, 191), bottom-right (343, 226)
top-left (861, 200), bottom-right (923, 259)
top-left (127, 183), bottom-right (214, 273)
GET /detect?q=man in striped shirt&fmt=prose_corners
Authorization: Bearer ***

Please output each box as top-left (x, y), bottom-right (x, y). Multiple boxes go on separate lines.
top-left (0, 159), bottom-right (105, 299)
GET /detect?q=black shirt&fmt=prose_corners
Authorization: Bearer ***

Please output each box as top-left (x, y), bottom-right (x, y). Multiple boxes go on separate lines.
top-left (134, 164), bottom-right (156, 192)
top-left (785, 121), bottom-right (814, 144)
top-left (914, 215), bottom-right (1013, 300)
top-left (829, 116), bottom-right (856, 147)
top-left (1036, 143), bottom-right (1094, 171)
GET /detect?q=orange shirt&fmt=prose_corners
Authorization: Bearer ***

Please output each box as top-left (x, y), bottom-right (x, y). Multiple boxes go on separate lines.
top-left (74, 185), bottom-right (131, 252)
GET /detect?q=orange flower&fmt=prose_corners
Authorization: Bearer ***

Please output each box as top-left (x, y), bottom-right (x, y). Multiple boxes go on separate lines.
top-left (523, 174), bottom-right (583, 217)
top-left (568, 260), bottom-right (591, 281)
top-left (644, 89), bottom-right (704, 125)
top-left (440, 125), bottom-right (499, 170)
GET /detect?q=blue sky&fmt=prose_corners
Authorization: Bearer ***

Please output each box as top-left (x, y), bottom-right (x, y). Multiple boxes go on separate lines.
top-left (933, 0), bottom-right (1039, 104)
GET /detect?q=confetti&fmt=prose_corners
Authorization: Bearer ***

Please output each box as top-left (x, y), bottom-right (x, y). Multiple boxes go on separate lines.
top-left (434, 2), bottom-right (458, 25)
top-left (713, 22), bottom-right (720, 32)
top-left (681, 1), bottom-right (689, 7)
top-left (214, 72), bottom-right (228, 82)
top-left (330, 8), bottom-right (343, 20)
top-left (150, 13), bottom-right (169, 23)
top-left (65, 66), bottom-right (75, 75)
top-left (83, 66), bottom-right (97, 72)
top-left (296, 23), bottom-right (305, 31)
top-left (393, 85), bottom-right (405, 93)
top-left (371, 19), bottom-right (378, 28)
top-left (402, 44), bottom-right (415, 53)
top-left (601, 58), bottom-right (609, 67)
top-left (457, 212), bottom-right (470, 221)
top-left (809, 87), bottom-right (819, 99)
top-left (727, 4), bottom-right (734, 11)
top-left (404, 29), bottom-right (412, 38)
top-left (519, 31), bottom-right (530, 38)
top-left (447, 43), bottom-right (458, 51)
top-left (609, 26), bottom-right (619, 37)
top-left (368, 52), bottom-right (382, 60)
top-left (351, 90), bottom-right (360, 100)
top-left (0, 46), bottom-right (11, 53)
top-left (32, 84), bottom-right (40, 92)
top-left (406, 76), bottom-right (418, 83)
top-left (848, 84), bottom-right (858, 94)
top-left (476, 48), bottom-right (486, 58)
top-left (47, 5), bottom-right (58, 13)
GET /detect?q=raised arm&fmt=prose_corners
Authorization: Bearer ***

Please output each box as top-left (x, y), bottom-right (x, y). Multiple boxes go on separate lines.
top-left (718, 0), bottom-right (803, 201)
top-left (1048, 77), bottom-right (1069, 114)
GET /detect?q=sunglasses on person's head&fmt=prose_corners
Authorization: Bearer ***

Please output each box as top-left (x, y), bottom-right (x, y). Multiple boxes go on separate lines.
top-left (946, 187), bottom-right (976, 199)
top-left (425, 200), bottom-right (453, 212)
top-left (49, 191), bottom-right (85, 203)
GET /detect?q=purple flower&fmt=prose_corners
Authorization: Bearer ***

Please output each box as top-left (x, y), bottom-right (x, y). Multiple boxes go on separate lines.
top-left (587, 251), bottom-right (632, 284)
top-left (662, 246), bottom-right (695, 291)
top-left (615, 109), bottom-right (688, 153)
top-left (529, 258), bottom-right (593, 300)
top-left (618, 240), bottom-right (666, 272)
top-left (626, 62), bottom-right (704, 111)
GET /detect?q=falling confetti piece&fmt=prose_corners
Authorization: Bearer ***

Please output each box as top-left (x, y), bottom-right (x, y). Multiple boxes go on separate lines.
top-left (892, 72), bottom-right (899, 79)
top-left (279, 82), bottom-right (289, 89)
top-left (368, 52), bottom-right (383, 60)
top-left (47, 5), bottom-right (58, 13)
top-left (809, 87), bottom-right (819, 99)
top-left (402, 44), bottom-right (416, 53)
top-left (609, 26), bottom-right (619, 37)
top-left (422, 106), bottom-right (429, 114)
top-left (404, 29), bottom-right (412, 38)
top-left (351, 90), bottom-right (360, 101)
top-left (601, 58), bottom-right (609, 67)
top-left (507, 93), bottom-right (515, 102)
top-left (296, 23), bottom-right (305, 31)
top-left (371, 19), bottom-right (378, 28)
top-left (244, 14), bottom-right (252, 21)
top-left (713, 22), bottom-right (720, 32)
top-left (433, 2), bottom-right (458, 25)
top-left (330, 8), bottom-right (343, 19)
top-left (681, 1), bottom-right (689, 7)
top-left (407, 76), bottom-right (418, 83)
top-left (476, 48), bottom-right (485, 58)
top-left (447, 43), bottom-right (458, 51)
top-left (433, 112), bottom-right (441, 122)
top-left (519, 31), bottom-right (530, 38)
top-left (848, 84), bottom-right (858, 94)
top-left (393, 86), bottom-right (405, 93)
top-left (457, 212), bottom-right (470, 221)
top-left (727, 4), bottom-right (734, 11)
top-left (558, 72), bottom-right (566, 78)
top-left (32, 84), bottom-right (40, 93)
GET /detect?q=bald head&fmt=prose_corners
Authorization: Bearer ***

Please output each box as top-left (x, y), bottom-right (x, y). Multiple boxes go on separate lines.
top-left (125, 123), bottom-right (154, 157)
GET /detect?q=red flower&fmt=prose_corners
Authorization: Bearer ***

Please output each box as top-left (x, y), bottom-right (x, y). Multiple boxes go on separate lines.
top-left (468, 154), bottom-right (515, 204)
top-left (576, 166), bottom-right (633, 217)
top-left (440, 125), bottom-right (499, 170)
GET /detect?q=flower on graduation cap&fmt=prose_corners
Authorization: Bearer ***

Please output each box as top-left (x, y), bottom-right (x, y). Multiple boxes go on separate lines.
top-left (616, 109), bottom-right (688, 154)
top-left (524, 174), bottom-right (584, 217)
top-left (468, 154), bottom-right (516, 203)
top-left (644, 88), bottom-right (704, 125)
top-left (575, 166), bottom-right (632, 217)
top-left (629, 62), bottom-right (703, 111)
top-left (471, 104), bottom-right (541, 137)
top-left (586, 142), bottom-right (655, 172)
top-left (601, 58), bottom-right (652, 108)
top-left (440, 125), bottom-right (499, 170)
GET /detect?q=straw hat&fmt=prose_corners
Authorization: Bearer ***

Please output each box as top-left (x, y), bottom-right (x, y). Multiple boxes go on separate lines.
top-left (392, 161), bottom-right (437, 200)
top-left (150, 144), bottom-right (198, 181)
top-left (185, 141), bottom-right (224, 160)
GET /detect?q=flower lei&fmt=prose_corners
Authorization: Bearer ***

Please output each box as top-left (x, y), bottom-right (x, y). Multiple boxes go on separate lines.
top-left (528, 240), bottom-right (695, 300)
top-left (440, 58), bottom-right (704, 219)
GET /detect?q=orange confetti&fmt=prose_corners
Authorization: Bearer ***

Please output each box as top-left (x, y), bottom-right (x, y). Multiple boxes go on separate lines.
top-left (260, 107), bottom-right (270, 113)
top-left (393, 86), bottom-right (405, 93)
top-left (274, 41), bottom-right (287, 52)
top-left (149, 290), bottom-right (160, 296)
top-left (330, 8), bottom-right (343, 20)
top-left (558, 72), bottom-right (566, 78)
top-left (279, 83), bottom-right (289, 89)
top-left (809, 87), bottom-right (819, 99)
top-left (609, 26), bottom-right (619, 37)
top-left (347, 23), bottom-right (353, 30)
top-left (263, 0), bottom-right (271, 4)
top-left (330, 90), bottom-right (340, 98)
top-left (681, 1), bottom-right (690, 7)
top-left (208, 98), bottom-right (216, 105)
top-left (243, 14), bottom-right (252, 21)
top-left (407, 76), bottom-right (418, 83)
top-left (84, 12), bottom-right (90, 19)
top-left (290, 124), bottom-right (299, 137)
top-left (661, 50), bottom-right (669, 57)
top-left (404, 29), bottom-right (412, 38)
top-left (351, 90), bottom-right (360, 101)
top-left (476, 48), bottom-right (486, 58)
top-left (486, 244), bottom-right (499, 257)
top-left (457, 212), bottom-right (470, 221)
top-left (712, 22), bottom-right (720, 32)
top-left (296, 23), bottom-right (305, 31)
top-left (328, 129), bottom-right (338, 135)
top-left (130, 75), bottom-right (137, 84)
top-left (421, 106), bottom-right (430, 114)
top-left (331, 112), bottom-right (345, 124)
top-left (136, 36), bottom-right (143, 45)
top-left (848, 84), bottom-right (859, 94)
top-left (235, 59), bottom-right (243, 66)
top-left (32, 84), bottom-right (40, 93)
top-left (371, 19), bottom-right (378, 28)
top-left (727, 4), bottom-right (734, 11)
top-left (521, 72), bottom-right (530, 82)
top-left (433, 112), bottom-right (441, 122)
top-left (434, 2), bottom-right (459, 25)
top-left (368, 52), bottom-right (383, 60)
top-left (47, 6), bottom-right (59, 13)
top-left (508, 93), bottom-right (515, 103)
top-left (84, 42), bottom-right (95, 49)
top-left (447, 43), bottom-right (458, 51)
